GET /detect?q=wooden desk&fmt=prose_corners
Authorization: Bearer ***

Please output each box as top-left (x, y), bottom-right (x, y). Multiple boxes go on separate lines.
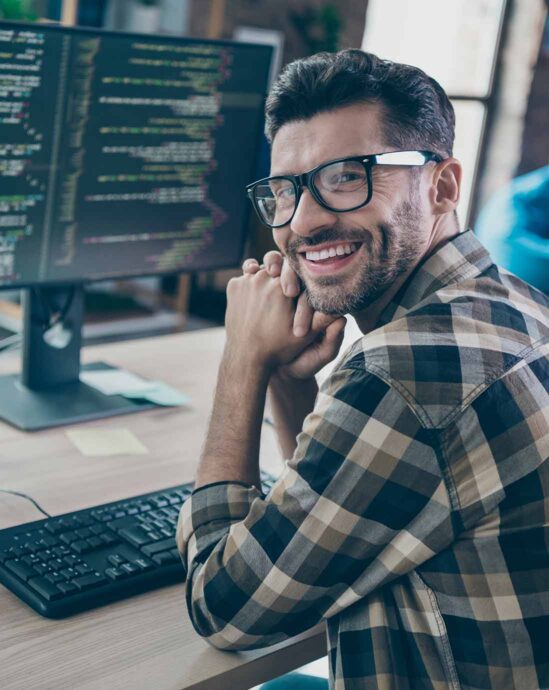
top-left (0, 329), bottom-right (325, 690)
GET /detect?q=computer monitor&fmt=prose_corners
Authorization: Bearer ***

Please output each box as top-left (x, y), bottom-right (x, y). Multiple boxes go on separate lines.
top-left (0, 20), bottom-right (272, 430)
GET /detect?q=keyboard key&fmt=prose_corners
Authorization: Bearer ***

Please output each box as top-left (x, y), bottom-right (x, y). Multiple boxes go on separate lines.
top-left (71, 540), bottom-right (92, 555)
top-left (100, 533), bottom-right (119, 546)
top-left (75, 528), bottom-right (93, 539)
top-left (22, 555), bottom-right (40, 567)
top-left (78, 516), bottom-right (95, 527)
top-left (60, 567), bottom-right (77, 580)
top-left (152, 551), bottom-right (177, 566)
top-left (87, 536), bottom-right (104, 550)
top-left (107, 516), bottom-right (135, 532)
top-left (53, 546), bottom-right (69, 558)
top-left (105, 567), bottom-right (128, 581)
top-left (121, 562), bottom-right (141, 576)
top-left (72, 572), bottom-right (107, 591)
top-left (58, 581), bottom-right (78, 595)
top-left (37, 549), bottom-right (53, 561)
top-left (35, 562), bottom-right (53, 576)
top-left (28, 576), bottom-right (62, 601)
top-left (142, 538), bottom-right (176, 556)
top-left (107, 554), bottom-right (126, 567)
top-left (45, 572), bottom-right (65, 584)
top-left (60, 531), bottom-right (79, 545)
top-left (119, 525), bottom-right (152, 547)
top-left (5, 559), bottom-right (37, 581)
top-left (134, 558), bottom-right (154, 572)
top-left (76, 563), bottom-right (94, 575)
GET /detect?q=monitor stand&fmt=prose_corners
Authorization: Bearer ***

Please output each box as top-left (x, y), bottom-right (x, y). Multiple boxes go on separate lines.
top-left (0, 286), bottom-right (154, 431)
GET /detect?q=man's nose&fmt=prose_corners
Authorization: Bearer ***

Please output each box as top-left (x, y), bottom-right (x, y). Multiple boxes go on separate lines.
top-left (289, 188), bottom-right (337, 237)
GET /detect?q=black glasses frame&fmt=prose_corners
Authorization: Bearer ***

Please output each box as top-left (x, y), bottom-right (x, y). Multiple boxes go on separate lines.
top-left (246, 150), bottom-right (443, 229)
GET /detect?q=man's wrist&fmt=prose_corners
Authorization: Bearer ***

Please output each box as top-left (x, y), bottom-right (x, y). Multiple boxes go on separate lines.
top-left (222, 342), bottom-right (274, 380)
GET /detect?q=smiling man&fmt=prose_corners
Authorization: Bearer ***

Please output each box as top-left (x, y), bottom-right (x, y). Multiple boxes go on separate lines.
top-left (176, 50), bottom-right (549, 690)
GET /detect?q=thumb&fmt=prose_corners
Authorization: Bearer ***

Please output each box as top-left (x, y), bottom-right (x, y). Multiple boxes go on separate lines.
top-left (324, 317), bottom-right (347, 343)
top-left (311, 310), bottom-right (343, 333)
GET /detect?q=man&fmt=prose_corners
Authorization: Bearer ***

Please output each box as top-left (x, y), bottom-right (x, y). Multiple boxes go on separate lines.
top-left (176, 50), bottom-right (549, 690)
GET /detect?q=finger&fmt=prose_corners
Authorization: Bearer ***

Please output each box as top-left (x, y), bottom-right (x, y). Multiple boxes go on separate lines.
top-left (292, 292), bottom-right (314, 337)
top-left (242, 258), bottom-right (261, 274)
top-left (263, 250), bottom-right (284, 277)
top-left (315, 318), bottom-right (346, 359)
top-left (310, 310), bottom-right (343, 333)
top-left (324, 317), bottom-right (347, 342)
top-left (280, 259), bottom-right (300, 297)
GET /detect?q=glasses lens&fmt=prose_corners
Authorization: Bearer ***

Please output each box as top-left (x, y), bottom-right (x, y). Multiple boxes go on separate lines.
top-left (253, 178), bottom-right (296, 226)
top-left (314, 160), bottom-right (369, 210)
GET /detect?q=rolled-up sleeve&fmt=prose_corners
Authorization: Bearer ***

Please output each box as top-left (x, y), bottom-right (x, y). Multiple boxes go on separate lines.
top-left (177, 366), bottom-right (458, 651)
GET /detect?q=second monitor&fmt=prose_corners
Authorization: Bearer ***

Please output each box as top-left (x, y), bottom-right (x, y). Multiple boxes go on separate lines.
top-left (0, 21), bottom-right (272, 429)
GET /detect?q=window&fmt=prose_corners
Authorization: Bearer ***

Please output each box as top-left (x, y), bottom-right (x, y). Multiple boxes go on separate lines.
top-left (362, 0), bottom-right (507, 228)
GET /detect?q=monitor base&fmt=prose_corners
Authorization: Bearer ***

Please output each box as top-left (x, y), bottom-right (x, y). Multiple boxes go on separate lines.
top-left (0, 362), bottom-right (154, 431)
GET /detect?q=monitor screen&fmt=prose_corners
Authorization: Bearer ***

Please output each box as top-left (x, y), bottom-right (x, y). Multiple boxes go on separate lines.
top-left (0, 22), bottom-right (272, 288)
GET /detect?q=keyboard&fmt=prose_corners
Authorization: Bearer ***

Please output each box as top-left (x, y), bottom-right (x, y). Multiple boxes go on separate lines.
top-left (0, 471), bottom-right (276, 618)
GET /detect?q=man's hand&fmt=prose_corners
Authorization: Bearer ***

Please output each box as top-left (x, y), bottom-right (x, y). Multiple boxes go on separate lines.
top-left (241, 253), bottom-right (346, 380)
top-left (226, 267), bottom-right (344, 373)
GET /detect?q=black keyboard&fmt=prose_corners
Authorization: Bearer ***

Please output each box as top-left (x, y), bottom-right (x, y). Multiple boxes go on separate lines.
top-left (0, 471), bottom-right (276, 618)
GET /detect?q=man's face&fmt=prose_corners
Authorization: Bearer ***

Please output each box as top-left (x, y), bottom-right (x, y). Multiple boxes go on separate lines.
top-left (270, 103), bottom-right (431, 315)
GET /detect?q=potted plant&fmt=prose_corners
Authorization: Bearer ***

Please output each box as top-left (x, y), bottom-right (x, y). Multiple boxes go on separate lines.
top-left (0, 0), bottom-right (37, 20)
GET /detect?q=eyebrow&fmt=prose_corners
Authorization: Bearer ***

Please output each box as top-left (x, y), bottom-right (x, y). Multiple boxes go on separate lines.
top-left (270, 153), bottom-right (373, 178)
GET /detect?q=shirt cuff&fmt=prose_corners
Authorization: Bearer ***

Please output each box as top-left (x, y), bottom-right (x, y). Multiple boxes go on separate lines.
top-left (176, 481), bottom-right (262, 572)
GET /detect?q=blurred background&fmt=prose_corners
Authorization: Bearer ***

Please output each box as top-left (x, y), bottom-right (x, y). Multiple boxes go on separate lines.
top-left (0, 0), bottom-right (547, 348)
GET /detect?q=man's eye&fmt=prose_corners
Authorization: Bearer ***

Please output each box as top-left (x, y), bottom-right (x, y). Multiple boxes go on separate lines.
top-left (276, 186), bottom-right (295, 200)
top-left (330, 172), bottom-right (362, 185)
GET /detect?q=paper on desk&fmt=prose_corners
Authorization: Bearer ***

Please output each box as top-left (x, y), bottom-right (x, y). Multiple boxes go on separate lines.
top-left (66, 428), bottom-right (149, 456)
top-left (80, 369), bottom-right (156, 396)
top-left (80, 369), bottom-right (190, 407)
top-left (122, 384), bottom-right (190, 407)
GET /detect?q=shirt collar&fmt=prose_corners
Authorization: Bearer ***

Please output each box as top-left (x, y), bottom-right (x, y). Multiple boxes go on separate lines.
top-left (376, 229), bottom-right (494, 328)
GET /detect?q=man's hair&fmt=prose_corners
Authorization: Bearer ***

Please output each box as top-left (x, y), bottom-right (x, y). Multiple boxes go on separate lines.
top-left (265, 49), bottom-right (455, 159)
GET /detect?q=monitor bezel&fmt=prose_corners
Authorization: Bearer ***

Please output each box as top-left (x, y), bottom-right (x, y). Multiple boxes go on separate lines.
top-left (0, 19), bottom-right (273, 291)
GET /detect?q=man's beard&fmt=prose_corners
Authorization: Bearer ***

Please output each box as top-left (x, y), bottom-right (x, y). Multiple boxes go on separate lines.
top-left (286, 191), bottom-right (424, 315)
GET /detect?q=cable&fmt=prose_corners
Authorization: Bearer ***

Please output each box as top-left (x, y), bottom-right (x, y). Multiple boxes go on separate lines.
top-left (34, 286), bottom-right (76, 333)
top-left (0, 489), bottom-right (51, 518)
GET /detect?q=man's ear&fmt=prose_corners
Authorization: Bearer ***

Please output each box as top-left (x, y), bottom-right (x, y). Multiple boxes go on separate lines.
top-left (429, 157), bottom-right (462, 216)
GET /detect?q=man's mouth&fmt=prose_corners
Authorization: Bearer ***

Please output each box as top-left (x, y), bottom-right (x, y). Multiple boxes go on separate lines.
top-left (297, 241), bottom-right (362, 274)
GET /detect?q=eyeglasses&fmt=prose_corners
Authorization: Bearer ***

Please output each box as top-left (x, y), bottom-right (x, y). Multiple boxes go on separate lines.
top-left (246, 150), bottom-right (442, 229)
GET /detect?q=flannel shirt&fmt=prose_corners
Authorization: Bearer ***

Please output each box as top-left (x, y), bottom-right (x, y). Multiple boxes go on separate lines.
top-left (177, 230), bottom-right (549, 690)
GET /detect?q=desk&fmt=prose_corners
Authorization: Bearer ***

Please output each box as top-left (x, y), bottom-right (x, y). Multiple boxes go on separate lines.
top-left (0, 329), bottom-right (325, 690)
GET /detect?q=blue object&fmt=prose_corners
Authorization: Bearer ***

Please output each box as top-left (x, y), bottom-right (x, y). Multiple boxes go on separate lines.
top-left (475, 165), bottom-right (549, 293)
top-left (260, 673), bottom-right (329, 689)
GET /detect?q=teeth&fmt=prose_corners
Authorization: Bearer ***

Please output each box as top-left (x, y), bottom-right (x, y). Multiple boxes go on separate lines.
top-left (305, 243), bottom-right (358, 262)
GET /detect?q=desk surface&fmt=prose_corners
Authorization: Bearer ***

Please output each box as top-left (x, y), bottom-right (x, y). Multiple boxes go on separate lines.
top-left (0, 329), bottom-right (325, 690)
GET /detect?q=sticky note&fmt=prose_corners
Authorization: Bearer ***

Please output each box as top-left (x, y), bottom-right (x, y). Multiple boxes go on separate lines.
top-left (66, 428), bottom-right (149, 457)
top-left (80, 369), bottom-right (155, 396)
top-left (80, 370), bottom-right (191, 408)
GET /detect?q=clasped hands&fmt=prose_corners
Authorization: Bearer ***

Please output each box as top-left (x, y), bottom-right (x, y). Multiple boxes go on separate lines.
top-left (224, 251), bottom-right (346, 381)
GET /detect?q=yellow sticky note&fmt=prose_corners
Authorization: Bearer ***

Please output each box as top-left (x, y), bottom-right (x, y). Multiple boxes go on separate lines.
top-left (66, 428), bottom-right (149, 457)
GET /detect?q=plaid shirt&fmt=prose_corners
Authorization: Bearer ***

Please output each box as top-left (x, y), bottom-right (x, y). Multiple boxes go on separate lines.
top-left (177, 230), bottom-right (549, 690)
